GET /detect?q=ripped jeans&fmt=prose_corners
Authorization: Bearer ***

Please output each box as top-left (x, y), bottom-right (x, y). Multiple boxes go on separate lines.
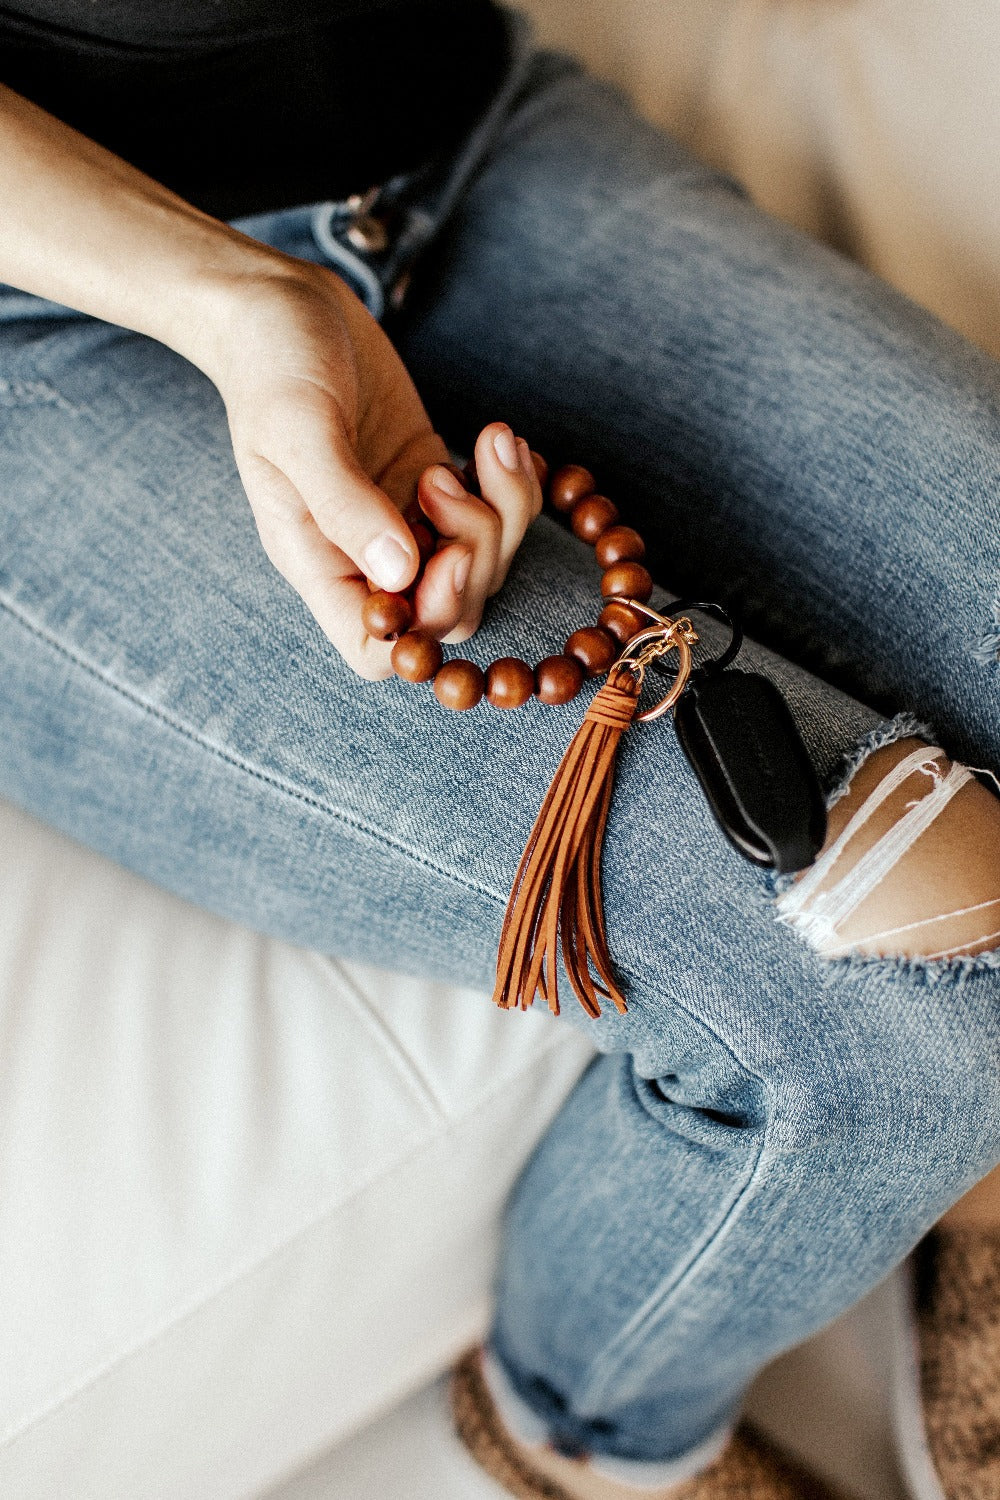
top-left (2, 32), bottom-right (1000, 1479)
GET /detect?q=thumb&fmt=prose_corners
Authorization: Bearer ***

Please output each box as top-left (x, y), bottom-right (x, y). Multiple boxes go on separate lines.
top-left (277, 405), bottom-right (420, 593)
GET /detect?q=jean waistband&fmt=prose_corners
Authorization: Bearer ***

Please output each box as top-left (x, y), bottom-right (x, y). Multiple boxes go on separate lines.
top-left (307, 4), bottom-right (537, 319)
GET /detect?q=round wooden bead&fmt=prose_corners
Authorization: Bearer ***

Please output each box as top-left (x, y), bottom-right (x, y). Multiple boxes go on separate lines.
top-left (601, 561), bottom-right (654, 603)
top-left (595, 525), bottom-right (646, 569)
top-left (565, 626), bottom-right (618, 678)
top-left (599, 601), bottom-right (647, 644)
top-left (486, 657), bottom-right (535, 709)
top-left (363, 590), bottom-right (413, 640)
top-left (535, 654), bottom-right (585, 705)
top-left (391, 630), bottom-right (443, 683)
top-left (549, 464), bottom-right (596, 514)
top-left (529, 450), bottom-right (549, 489)
top-left (434, 659), bottom-right (485, 710)
top-left (570, 494), bottom-right (619, 544)
top-left (410, 520), bottom-right (436, 567)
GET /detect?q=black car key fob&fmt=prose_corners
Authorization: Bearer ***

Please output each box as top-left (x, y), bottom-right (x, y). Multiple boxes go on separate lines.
top-left (674, 668), bottom-right (827, 873)
top-left (653, 601), bottom-right (827, 874)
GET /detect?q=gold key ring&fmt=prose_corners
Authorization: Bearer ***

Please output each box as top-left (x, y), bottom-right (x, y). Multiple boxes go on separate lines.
top-left (608, 599), bottom-right (699, 722)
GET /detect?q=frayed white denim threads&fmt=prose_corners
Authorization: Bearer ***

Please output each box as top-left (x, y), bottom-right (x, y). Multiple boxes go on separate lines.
top-left (777, 747), bottom-right (978, 957)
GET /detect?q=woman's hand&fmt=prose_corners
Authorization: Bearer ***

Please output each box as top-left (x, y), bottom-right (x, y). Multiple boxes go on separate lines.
top-left (0, 86), bottom-right (541, 676)
top-left (204, 259), bottom-right (542, 677)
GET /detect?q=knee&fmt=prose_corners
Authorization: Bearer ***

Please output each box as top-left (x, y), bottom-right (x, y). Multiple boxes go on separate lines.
top-left (778, 737), bottom-right (1000, 962)
top-left (770, 739), bottom-right (1000, 1161)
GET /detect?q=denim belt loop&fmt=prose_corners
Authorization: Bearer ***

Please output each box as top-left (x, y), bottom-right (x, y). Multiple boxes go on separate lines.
top-left (310, 202), bottom-right (388, 319)
top-left (310, 5), bottom-right (537, 321)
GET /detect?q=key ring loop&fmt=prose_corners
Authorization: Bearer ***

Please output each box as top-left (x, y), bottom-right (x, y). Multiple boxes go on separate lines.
top-left (607, 603), bottom-right (697, 722)
top-left (649, 599), bottom-right (742, 678)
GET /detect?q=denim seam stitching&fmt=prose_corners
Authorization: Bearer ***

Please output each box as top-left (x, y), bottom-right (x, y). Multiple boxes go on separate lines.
top-left (576, 1124), bottom-right (769, 1407)
top-left (0, 594), bottom-right (501, 905)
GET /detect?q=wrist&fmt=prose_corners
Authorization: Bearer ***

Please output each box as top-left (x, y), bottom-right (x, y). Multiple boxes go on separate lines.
top-left (171, 245), bottom-right (364, 406)
top-left (152, 225), bottom-right (321, 383)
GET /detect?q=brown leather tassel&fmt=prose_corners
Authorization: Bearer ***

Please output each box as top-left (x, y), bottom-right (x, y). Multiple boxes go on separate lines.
top-left (493, 667), bottom-right (641, 1019)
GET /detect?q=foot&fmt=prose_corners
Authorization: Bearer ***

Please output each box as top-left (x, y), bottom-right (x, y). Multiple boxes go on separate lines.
top-left (452, 1348), bottom-right (841, 1499)
top-left (897, 1227), bottom-right (1000, 1499)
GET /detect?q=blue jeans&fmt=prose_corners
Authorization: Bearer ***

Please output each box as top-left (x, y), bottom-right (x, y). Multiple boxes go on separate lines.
top-left (2, 21), bottom-right (1000, 1474)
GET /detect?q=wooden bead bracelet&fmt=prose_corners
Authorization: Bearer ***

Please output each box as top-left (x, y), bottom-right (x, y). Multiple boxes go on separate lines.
top-left (362, 454), bottom-right (656, 710)
top-left (362, 450), bottom-right (711, 1019)
top-left (363, 451), bottom-right (824, 1021)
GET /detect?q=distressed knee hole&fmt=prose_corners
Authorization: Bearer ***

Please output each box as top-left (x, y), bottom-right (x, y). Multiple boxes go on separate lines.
top-left (777, 738), bottom-right (1000, 961)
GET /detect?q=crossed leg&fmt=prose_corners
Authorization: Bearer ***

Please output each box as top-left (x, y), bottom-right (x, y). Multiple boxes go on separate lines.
top-left (387, 52), bottom-right (1000, 1473)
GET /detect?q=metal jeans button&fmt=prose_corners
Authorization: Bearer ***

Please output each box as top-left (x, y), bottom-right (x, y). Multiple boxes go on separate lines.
top-left (346, 215), bottom-right (390, 255)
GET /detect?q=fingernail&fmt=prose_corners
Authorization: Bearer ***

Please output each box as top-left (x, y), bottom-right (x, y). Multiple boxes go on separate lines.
top-left (363, 532), bottom-right (412, 592)
top-left (431, 464), bottom-right (466, 499)
top-left (516, 437), bottom-right (535, 481)
top-left (493, 426), bottom-right (519, 472)
top-left (452, 549), bottom-right (472, 595)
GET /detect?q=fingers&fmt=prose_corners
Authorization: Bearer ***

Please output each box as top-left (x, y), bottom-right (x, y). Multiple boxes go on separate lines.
top-left (416, 464), bottom-right (500, 642)
top-left (376, 426), bottom-right (450, 513)
top-left (473, 422), bottom-right (543, 592)
top-left (237, 448), bottom-right (396, 679)
top-left (238, 394), bottom-right (542, 672)
top-left (257, 386), bottom-right (422, 595)
top-left (410, 541), bottom-right (474, 641)
top-left (414, 423), bottom-right (541, 642)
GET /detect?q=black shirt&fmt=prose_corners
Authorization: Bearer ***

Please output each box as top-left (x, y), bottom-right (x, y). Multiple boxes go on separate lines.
top-left (0, 0), bottom-right (508, 218)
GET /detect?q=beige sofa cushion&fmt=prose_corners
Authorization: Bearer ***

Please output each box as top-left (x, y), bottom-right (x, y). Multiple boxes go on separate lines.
top-left (526, 0), bottom-right (1000, 358)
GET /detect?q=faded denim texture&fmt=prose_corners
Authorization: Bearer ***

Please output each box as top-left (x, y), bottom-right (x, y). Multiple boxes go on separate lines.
top-left (1, 25), bottom-right (999, 1469)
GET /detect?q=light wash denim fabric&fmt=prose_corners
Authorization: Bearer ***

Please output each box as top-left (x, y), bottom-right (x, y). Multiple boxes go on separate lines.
top-left (2, 16), bottom-right (1000, 1472)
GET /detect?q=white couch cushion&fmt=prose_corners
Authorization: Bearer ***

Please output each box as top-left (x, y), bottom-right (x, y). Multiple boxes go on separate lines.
top-left (0, 799), bottom-right (594, 1500)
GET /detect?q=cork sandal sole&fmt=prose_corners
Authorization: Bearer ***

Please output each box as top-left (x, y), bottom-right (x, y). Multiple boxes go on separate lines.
top-left (452, 1349), bottom-right (576, 1500)
top-left (451, 1349), bottom-right (842, 1500)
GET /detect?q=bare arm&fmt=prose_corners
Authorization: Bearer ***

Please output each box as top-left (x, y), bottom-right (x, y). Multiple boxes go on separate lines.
top-left (0, 83), bottom-right (280, 370)
top-left (0, 84), bottom-right (541, 675)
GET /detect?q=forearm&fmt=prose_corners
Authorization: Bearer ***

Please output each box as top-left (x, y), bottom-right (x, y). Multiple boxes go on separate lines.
top-left (0, 83), bottom-right (293, 376)
top-left (0, 82), bottom-right (522, 671)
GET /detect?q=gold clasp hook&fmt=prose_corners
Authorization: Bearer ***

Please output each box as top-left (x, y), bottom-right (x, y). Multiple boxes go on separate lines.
top-left (607, 598), bottom-right (699, 722)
